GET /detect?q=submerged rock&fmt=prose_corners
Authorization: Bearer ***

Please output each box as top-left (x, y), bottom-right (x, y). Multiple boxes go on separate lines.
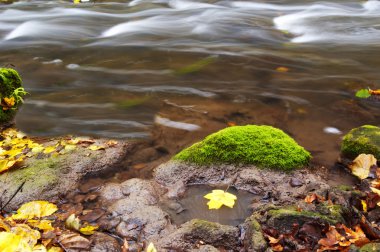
top-left (341, 125), bottom-right (380, 159)
top-left (0, 138), bottom-right (131, 210)
top-left (173, 125), bottom-right (311, 171)
top-left (0, 68), bottom-right (24, 125)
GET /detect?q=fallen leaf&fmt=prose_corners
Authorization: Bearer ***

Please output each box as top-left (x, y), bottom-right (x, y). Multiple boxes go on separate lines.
top-left (88, 145), bottom-right (105, 151)
top-left (47, 247), bottom-right (63, 252)
top-left (65, 214), bottom-right (80, 231)
top-left (0, 232), bottom-right (31, 252)
top-left (349, 154), bottom-right (377, 180)
top-left (33, 244), bottom-right (47, 252)
top-left (146, 242), bottom-right (157, 252)
top-left (361, 200), bottom-right (368, 212)
top-left (0, 159), bottom-right (16, 173)
top-left (204, 190), bottom-right (237, 209)
top-left (106, 140), bottom-right (118, 147)
top-left (11, 224), bottom-right (40, 248)
top-left (58, 232), bottom-right (90, 250)
top-left (305, 193), bottom-right (325, 204)
top-left (28, 220), bottom-right (54, 232)
top-left (12, 201), bottom-right (58, 220)
top-left (79, 225), bottom-right (98, 235)
top-left (272, 244), bottom-right (284, 251)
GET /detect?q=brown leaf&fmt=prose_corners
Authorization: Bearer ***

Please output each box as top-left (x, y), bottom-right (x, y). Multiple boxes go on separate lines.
top-left (58, 232), bottom-right (90, 250)
top-left (349, 154), bottom-right (377, 180)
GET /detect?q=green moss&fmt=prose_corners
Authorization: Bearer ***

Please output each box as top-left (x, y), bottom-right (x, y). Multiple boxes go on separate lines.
top-left (341, 125), bottom-right (380, 159)
top-left (0, 68), bottom-right (23, 124)
top-left (6, 156), bottom-right (62, 189)
top-left (267, 205), bottom-right (343, 231)
top-left (360, 243), bottom-right (380, 252)
top-left (173, 125), bottom-right (311, 171)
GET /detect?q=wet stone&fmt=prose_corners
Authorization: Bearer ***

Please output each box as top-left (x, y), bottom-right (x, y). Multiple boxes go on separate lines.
top-left (90, 232), bottom-right (121, 252)
top-left (289, 177), bottom-right (304, 187)
top-left (100, 182), bottom-right (124, 201)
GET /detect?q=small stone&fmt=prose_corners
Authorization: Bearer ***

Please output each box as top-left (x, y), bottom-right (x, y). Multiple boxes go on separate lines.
top-left (289, 178), bottom-right (304, 187)
top-left (90, 232), bottom-right (121, 252)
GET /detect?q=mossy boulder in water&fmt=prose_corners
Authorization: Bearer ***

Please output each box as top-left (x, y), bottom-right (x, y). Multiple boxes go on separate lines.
top-left (0, 68), bottom-right (23, 125)
top-left (341, 125), bottom-right (380, 159)
top-left (173, 125), bottom-right (311, 171)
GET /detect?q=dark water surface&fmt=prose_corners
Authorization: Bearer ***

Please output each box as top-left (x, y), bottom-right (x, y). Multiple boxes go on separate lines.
top-left (1, 0), bottom-right (380, 170)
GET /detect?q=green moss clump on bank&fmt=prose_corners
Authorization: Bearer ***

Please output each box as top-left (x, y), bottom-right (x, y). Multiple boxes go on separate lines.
top-left (0, 68), bottom-right (23, 124)
top-left (173, 125), bottom-right (311, 171)
top-left (341, 125), bottom-right (380, 159)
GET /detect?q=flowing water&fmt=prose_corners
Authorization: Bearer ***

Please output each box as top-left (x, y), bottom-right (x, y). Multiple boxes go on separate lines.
top-left (1, 0), bottom-right (380, 169)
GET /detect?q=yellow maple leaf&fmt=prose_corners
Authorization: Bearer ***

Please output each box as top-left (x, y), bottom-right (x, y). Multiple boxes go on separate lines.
top-left (12, 201), bottom-right (58, 220)
top-left (146, 242), bottom-right (157, 252)
top-left (2, 97), bottom-right (15, 110)
top-left (204, 190), bottom-right (237, 209)
top-left (0, 232), bottom-right (31, 252)
top-left (43, 146), bottom-right (56, 154)
top-left (349, 154), bottom-right (377, 180)
top-left (79, 225), bottom-right (98, 235)
top-left (11, 224), bottom-right (40, 249)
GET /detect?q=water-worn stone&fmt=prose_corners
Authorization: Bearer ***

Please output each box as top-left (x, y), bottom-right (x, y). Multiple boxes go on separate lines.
top-left (155, 161), bottom-right (330, 206)
top-left (100, 183), bottom-right (124, 201)
top-left (90, 232), bottom-right (121, 252)
top-left (157, 219), bottom-right (239, 251)
top-left (0, 138), bottom-right (132, 211)
top-left (341, 125), bottom-right (380, 159)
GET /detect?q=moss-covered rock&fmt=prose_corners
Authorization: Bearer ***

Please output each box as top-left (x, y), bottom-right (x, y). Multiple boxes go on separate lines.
top-left (341, 125), bottom-right (380, 159)
top-left (173, 125), bottom-right (311, 171)
top-left (360, 243), bottom-right (380, 252)
top-left (266, 204), bottom-right (345, 233)
top-left (0, 68), bottom-right (23, 124)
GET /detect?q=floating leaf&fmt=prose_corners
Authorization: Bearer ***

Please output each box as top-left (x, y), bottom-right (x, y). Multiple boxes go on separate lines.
top-left (276, 66), bottom-right (289, 73)
top-left (355, 89), bottom-right (371, 98)
top-left (65, 214), bottom-right (81, 231)
top-left (79, 225), bottom-right (98, 235)
top-left (349, 154), bottom-right (377, 180)
top-left (12, 201), bottom-right (58, 220)
top-left (204, 190), bottom-right (237, 209)
top-left (146, 242), bottom-right (157, 252)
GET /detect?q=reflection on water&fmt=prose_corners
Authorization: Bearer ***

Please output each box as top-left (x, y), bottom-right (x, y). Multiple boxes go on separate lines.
top-left (0, 0), bottom-right (379, 168)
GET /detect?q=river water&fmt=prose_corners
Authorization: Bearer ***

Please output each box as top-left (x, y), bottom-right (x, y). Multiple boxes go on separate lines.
top-left (1, 0), bottom-right (380, 169)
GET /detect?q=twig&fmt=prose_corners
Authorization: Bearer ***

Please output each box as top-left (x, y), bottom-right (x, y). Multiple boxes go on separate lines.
top-left (0, 181), bottom-right (25, 212)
